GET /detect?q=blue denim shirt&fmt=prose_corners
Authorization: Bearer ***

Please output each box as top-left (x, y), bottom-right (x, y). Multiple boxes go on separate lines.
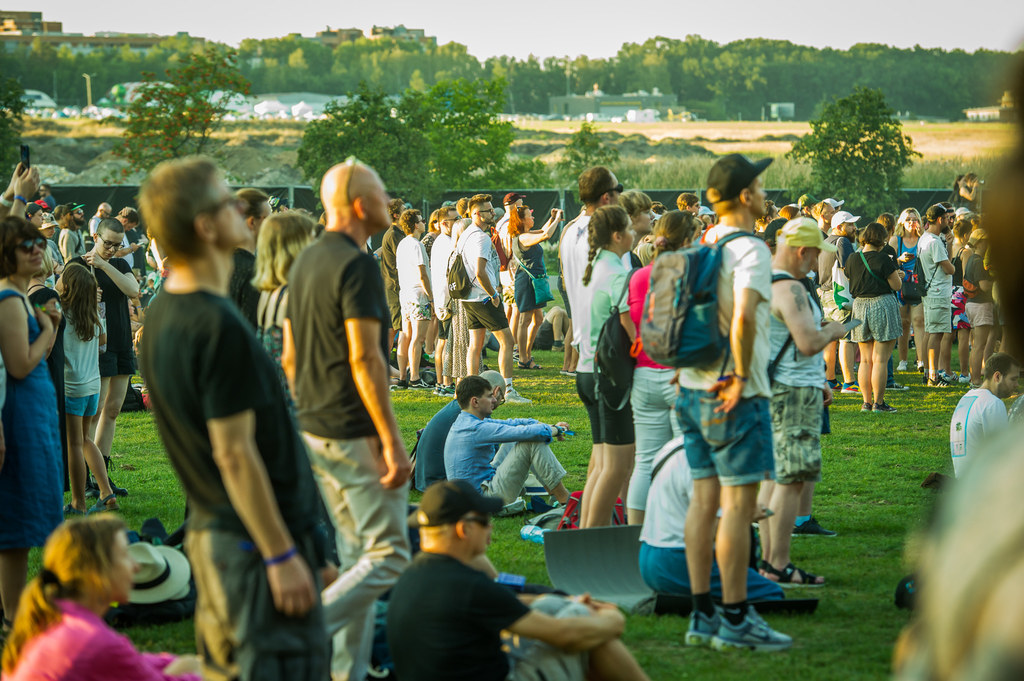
top-left (443, 411), bottom-right (553, 488)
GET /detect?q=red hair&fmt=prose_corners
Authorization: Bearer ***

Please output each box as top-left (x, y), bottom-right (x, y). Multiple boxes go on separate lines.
top-left (508, 205), bottom-right (530, 237)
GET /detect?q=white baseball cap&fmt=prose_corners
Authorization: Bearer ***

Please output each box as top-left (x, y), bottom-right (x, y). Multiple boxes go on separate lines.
top-left (831, 211), bottom-right (860, 230)
top-left (824, 198), bottom-right (845, 209)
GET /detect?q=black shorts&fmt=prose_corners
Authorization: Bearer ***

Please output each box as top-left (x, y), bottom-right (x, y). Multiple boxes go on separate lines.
top-left (576, 371), bottom-right (635, 445)
top-left (558, 276), bottom-right (572, 320)
top-left (438, 317), bottom-right (451, 339)
top-left (99, 349), bottom-right (137, 378)
top-left (463, 299), bottom-right (510, 332)
top-left (386, 291), bottom-right (402, 331)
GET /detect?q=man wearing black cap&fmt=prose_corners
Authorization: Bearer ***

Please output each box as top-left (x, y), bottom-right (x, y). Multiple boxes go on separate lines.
top-left (387, 480), bottom-right (650, 681)
top-left (920, 204), bottom-right (957, 387)
top-left (675, 154), bottom-right (792, 651)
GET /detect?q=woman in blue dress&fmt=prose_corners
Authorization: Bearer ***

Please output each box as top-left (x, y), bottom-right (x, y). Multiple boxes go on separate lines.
top-left (0, 216), bottom-right (63, 632)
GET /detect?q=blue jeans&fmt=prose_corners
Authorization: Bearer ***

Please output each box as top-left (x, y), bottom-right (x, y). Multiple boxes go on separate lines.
top-left (675, 387), bottom-right (774, 485)
top-left (638, 543), bottom-right (783, 602)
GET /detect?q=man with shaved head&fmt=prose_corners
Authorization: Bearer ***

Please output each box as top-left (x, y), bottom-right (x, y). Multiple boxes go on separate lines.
top-left (89, 202), bottom-right (112, 234)
top-left (284, 159), bottom-right (411, 681)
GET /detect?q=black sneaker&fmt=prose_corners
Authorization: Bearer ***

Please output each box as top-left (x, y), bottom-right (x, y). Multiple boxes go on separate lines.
top-left (390, 379), bottom-right (409, 391)
top-left (927, 375), bottom-right (953, 387)
top-left (861, 402), bottom-right (873, 412)
top-left (107, 477), bottom-right (129, 498)
top-left (873, 402), bottom-right (898, 413)
top-left (408, 378), bottom-right (432, 390)
top-left (793, 516), bottom-right (837, 537)
top-left (886, 382), bottom-right (909, 391)
top-left (85, 476), bottom-right (100, 500)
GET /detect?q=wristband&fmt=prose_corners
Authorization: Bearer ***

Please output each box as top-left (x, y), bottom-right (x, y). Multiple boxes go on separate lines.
top-left (0, 195), bottom-right (11, 207)
top-left (733, 373), bottom-right (748, 383)
top-left (13, 195), bottom-right (27, 204)
top-left (263, 546), bottom-right (297, 566)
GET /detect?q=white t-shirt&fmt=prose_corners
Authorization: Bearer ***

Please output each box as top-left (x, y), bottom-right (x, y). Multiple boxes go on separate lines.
top-left (676, 226), bottom-right (773, 399)
top-left (559, 214), bottom-right (593, 351)
top-left (64, 319), bottom-right (105, 398)
top-left (950, 387), bottom-right (1008, 477)
top-left (396, 236), bottom-right (430, 306)
top-left (460, 224), bottom-right (500, 303)
top-left (918, 231), bottom-right (952, 302)
top-left (640, 436), bottom-right (692, 548)
top-left (429, 232), bottom-right (454, 317)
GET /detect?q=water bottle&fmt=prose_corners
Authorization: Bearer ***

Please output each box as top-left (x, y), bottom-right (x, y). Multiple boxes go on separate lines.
top-left (520, 525), bottom-right (548, 544)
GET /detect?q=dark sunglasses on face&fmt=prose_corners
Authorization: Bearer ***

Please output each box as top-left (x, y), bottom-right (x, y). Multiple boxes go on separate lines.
top-left (17, 237), bottom-right (47, 253)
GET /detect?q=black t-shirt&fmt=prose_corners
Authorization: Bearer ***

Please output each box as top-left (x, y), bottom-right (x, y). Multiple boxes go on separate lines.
top-left (139, 290), bottom-right (319, 536)
top-left (229, 249), bottom-right (259, 329)
top-left (964, 253), bottom-right (993, 304)
top-left (287, 231), bottom-right (389, 440)
top-left (69, 255), bottom-right (133, 352)
top-left (846, 249), bottom-right (897, 298)
top-left (387, 552), bottom-right (531, 681)
top-left (380, 224), bottom-right (405, 299)
top-left (124, 227), bottom-right (148, 275)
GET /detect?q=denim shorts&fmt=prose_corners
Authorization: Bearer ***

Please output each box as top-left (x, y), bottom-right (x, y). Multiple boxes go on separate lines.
top-left (675, 387), bottom-right (774, 486)
top-left (65, 393), bottom-right (99, 417)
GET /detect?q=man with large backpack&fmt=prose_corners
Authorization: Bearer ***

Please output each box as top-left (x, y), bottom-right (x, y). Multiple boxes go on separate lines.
top-left (673, 154), bottom-right (792, 651)
top-left (756, 218), bottom-right (846, 590)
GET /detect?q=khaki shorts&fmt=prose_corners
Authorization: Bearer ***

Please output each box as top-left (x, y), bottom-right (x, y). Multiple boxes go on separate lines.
top-left (923, 298), bottom-right (952, 334)
top-left (965, 301), bottom-right (995, 327)
top-left (769, 384), bottom-right (823, 485)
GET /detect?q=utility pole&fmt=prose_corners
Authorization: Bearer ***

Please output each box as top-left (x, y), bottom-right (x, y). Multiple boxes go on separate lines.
top-left (82, 73), bottom-right (93, 108)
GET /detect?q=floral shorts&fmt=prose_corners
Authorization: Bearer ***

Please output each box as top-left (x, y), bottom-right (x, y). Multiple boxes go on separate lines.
top-left (402, 299), bottom-right (433, 322)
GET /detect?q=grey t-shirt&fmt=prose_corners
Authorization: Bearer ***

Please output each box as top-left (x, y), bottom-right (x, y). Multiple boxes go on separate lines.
top-left (817, 234), bottom-right (854, 292)
top-left (918, 231), bottom-right (952, 301)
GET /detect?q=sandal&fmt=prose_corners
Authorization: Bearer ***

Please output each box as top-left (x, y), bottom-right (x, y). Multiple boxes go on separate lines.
top-left (63, 503), bottom-right (86, 517)
top-left (760, 561), bottom-right (825, 588)
top-left (88, 494), bottom-right (120, 514)
top-left (517, 360), bottom-right (543, 370)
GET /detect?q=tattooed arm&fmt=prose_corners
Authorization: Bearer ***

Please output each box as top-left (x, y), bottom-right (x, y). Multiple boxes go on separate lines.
top-left (771, 280), bottom-right (845, 356)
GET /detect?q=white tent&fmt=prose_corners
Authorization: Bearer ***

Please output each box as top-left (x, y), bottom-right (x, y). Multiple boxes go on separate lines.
top-left (291, 101), bottom-right (314, 118)
top-left (253, 99), bottom-right (287, 116)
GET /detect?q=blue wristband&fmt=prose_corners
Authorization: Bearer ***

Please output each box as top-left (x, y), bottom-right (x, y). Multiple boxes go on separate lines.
top-left (13, 195), bottom-right (27, 204)
top-left (263, 546), bottom-right (297, 566)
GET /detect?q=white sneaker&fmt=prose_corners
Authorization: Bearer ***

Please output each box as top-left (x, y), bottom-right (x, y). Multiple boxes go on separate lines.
top-left (711, 606), bottom-right (792, 652)
top-left (897, 360), bottom-right (908, 371)
top-left (958, 373), bottom-right (970, 384)
top-left (504, 386), bottom-right (532, 404)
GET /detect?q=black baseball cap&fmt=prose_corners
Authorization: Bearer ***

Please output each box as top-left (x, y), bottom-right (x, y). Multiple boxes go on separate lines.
top-left (706, 154), bottom-right (773, 203)
top-left (409, 480), bottom-right (504, 528)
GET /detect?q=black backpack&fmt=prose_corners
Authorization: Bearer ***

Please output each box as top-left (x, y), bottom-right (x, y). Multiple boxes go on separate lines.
top-left (595, 268), bottom-right (638, 410)
top-left (446, 242), bottom-right (473, 300)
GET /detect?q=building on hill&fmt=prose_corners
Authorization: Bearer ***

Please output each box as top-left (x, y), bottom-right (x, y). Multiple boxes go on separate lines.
top-left (0, 10), bottom-right (61, 33)
top-left (964, 91), bottom-right (1017, 123)
top-left (316, 27), bottom-right (364, 48)
top-left (0, 10), bottom-right (202, 54)
top-left (368, 25), bottom-right (436, 48)
top-left (549, 86), bottom-right (678, 120)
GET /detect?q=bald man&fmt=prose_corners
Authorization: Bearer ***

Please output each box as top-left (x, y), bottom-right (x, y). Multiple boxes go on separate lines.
top-left (89, 202), bottom-right (112, 235)
top-left (283, 160), bottom-right (411, 681)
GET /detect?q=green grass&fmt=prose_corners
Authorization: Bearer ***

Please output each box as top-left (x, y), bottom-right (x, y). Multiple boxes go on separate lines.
top-left (47, 342), bottom-right (971, 680)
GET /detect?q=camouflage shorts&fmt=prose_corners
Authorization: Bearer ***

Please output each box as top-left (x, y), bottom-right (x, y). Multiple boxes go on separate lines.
top-left (819, 288), bottom-right (852, 326)
top-left (769, 383), bottom-right (823, 484)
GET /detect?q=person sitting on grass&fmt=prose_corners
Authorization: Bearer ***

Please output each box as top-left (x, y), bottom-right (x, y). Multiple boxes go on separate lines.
top-left (414, 370), bottom-right (505, 492)
top-left (387, 479), bottom-right (651, 681)
top-left (950, 352), bottom-right (1020, 478)
top-left (639, 437), bottom-right (784, 603)
top-left (444, 375), bottom-right (570, 506)
top-left (1, 515), bottom-right (201, 680)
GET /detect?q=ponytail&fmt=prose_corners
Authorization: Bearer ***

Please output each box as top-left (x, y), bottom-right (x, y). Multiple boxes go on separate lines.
top-left (582, 205), bottom-right (629, 286)
top-left (652, 210), bottom-right (701, 257)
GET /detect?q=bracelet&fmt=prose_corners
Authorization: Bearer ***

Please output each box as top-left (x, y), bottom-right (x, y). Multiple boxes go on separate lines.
top-left (263, 546), bottom-right (297, 566)
top-left (733, 373), bottom-right (748, 383)
top-left (13, 195), bottom-right (27, 204)
top-left (0, 195), bottom-right (11, 207)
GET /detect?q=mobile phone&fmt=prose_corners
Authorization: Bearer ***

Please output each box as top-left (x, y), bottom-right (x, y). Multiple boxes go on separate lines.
top-left (843, 318), bottom-right (863, 333)
top-left (20, 144), bottom-right (30, 169)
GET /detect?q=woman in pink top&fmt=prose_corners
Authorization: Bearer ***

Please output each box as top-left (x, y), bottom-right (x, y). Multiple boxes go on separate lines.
top-left (624, 211), bottom-right (702, 524)
top-left (2, 516), bottom-right (200, 681)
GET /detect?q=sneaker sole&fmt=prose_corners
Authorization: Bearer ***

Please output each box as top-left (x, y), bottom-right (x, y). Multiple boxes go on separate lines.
top-left (710, 636), bottom-right (792, 652)
top-left (684, 632), bottom-right (714, 647)
top-left (792, 532), bottom-right (837, 537)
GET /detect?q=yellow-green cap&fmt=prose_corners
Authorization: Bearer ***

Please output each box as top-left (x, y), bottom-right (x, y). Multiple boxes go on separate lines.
top-left (779, 217), bottom-right (837, 252)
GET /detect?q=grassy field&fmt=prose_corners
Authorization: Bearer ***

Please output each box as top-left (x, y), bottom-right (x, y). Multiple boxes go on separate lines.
top-left (35, 324), bottom-right (975, 680)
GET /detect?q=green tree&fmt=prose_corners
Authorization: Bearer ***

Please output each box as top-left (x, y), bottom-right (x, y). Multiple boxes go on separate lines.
top-left (788, 87), bottom-right (920, 217)
top-left (557, 122), bottom-right (620, 184)
top-left (111, 47), bottom-right (250, 178)
top-left (0, 76), bottom-right (26, 169)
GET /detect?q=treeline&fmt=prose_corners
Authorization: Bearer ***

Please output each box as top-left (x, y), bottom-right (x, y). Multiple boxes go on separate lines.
top-left (1, 33), bottom-right (1016, 120)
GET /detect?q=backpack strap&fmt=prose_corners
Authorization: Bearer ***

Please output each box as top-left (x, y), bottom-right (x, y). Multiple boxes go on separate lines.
top-left (650, 441), bottom-right (687, 483)
top-left (768, 272), bottom-right (797, 382)
top-left (610, 266), bottom-right (638, 314)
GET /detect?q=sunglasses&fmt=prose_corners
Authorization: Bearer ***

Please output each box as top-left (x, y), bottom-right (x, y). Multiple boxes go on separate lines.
top-left (461, 514), bottom-right (492, 527)
top-left (603, 184), bottom-right (625, 196)
top-left (17, 237), bottom-right (47, 253)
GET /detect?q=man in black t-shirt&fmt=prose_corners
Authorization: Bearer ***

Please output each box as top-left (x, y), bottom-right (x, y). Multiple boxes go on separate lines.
top-left (138, 158), bottom-right (327, 681)
top-left (388, 480), bottom-right (650, 681)
top-left (67, 217), bottom-right (140, 491)
top-left (284, 161), bottom-right (411, 681)
top-left (379, 198), bottom-right (406, 361)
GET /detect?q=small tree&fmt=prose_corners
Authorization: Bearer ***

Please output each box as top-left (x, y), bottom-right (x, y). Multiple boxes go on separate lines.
top-left (557, 122), bottom-right (620, 184)
top-left (0, 77), bottom-right (26, 170)
top-left (788, 87), bottom-right (920, 217)
top-left (112, 47), bottom-right (250, 178)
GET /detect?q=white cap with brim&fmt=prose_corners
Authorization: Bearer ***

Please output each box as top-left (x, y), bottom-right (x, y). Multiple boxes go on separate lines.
top-left (128, 542), bottom-right (191, 604)
top-left (831, 211), bottom-right (860, 230)
top-left (824, 198), bottom-right (845, 209)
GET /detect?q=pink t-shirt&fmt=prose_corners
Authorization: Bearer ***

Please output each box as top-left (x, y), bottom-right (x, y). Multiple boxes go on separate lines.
top-left (4, 600), bottom-right (200, 681)
top-left (628, 263), bottom-right (670, 370)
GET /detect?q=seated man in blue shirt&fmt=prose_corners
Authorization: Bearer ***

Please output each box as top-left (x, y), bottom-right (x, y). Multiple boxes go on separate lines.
top-left (444, 375), bottom-right (571, 505)
top-left (414, 371), bottom-right (506, 492)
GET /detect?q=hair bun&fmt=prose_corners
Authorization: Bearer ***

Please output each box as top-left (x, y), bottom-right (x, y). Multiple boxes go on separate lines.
top-left (654, 235), bottom-right (671, 249)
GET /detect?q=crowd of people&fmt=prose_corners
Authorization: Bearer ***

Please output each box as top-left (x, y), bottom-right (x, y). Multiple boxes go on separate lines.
top-left (0, 138), bottom-right (1016, 680)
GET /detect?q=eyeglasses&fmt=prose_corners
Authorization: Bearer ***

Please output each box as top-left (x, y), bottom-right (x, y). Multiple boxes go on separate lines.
top-left (201, 196), bottom-right (247, 218)
top-left (476, 208), bottom-right (494, 215)
top-left (97, 236), bottom-right (122, 249)
top-left (461, 514), bottom-right (492, 527)
top-left (16, 236), bottom-right (47, 253)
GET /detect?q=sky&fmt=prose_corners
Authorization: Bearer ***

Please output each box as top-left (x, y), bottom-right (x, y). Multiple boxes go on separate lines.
top-left (28, 0), bottom-right (1024, 60)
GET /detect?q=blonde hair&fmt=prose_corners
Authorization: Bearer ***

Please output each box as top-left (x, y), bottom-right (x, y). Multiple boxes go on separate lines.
top-left (895, 208), bottom-right (923, 237)
top-left (619, 190), bottom-right (653, 221)
top-left (251, 213), bottom-right (313, 291)
top-left (2, 516), bottom-right (126, 674)
top-left (35, 246), bottom-right (54, 279)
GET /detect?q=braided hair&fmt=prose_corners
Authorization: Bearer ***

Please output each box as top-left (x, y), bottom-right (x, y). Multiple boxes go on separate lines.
top-left (582, 205), bottom-right (629, 286)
